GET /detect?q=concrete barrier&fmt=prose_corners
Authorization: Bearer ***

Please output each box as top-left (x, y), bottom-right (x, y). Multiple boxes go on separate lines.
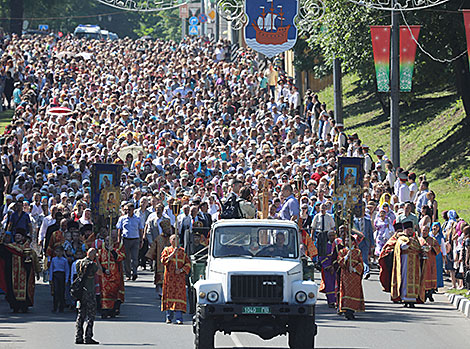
top-left (446, 292), bottom-right (470, 318)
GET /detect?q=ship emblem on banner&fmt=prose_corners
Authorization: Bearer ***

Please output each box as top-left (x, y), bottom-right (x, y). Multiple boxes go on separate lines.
top-left (244, 0), bottom-right (298, 58)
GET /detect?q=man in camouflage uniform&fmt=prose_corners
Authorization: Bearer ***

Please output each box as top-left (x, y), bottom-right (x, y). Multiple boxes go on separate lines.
top-left (75, 248), bottom-right (103, 345)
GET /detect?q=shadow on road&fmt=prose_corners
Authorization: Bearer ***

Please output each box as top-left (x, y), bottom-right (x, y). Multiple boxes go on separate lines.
top-left (0, 270), bottom-right (182, 325)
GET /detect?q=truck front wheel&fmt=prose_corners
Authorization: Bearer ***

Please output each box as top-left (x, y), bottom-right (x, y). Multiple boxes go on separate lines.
top-left (194, 306), bottom-right (215, 349)
top-left (189, 286), bottom-right (197, 314)
top-left (288, 318), bottom-right (315, 349)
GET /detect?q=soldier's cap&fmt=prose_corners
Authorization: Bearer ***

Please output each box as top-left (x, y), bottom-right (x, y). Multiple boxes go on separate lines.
top-left (229, 178), bottom-right (242, 186)
top-left (374, 149), bottom-right (385, 156)
top-left (403, 221), bottom-right (413, 229)
top-left (393, 222), bottom-right (404, 231)
top-left (398, 172), bottom-right (408, 180)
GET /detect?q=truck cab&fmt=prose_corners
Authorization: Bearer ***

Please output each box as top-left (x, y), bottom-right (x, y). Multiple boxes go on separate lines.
top-left (74, 25), bottom-right (102, 40)
top-left (192, 219), bottom-right (318, 349)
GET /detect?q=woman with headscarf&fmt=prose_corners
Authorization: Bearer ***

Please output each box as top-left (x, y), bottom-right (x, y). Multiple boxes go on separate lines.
top-left (374, 208), bottom-right (394, 257)
top-left (453, 220), bottom-right (467, 289)
top-left (78, 208), bottom-right (93, 227)
top-left (431, 222), bottom-right (445, 289)
top-left (378, 193), bottom-right (391, 208)
top-left (381, 202), bottom-right (396, 226)
top-left (444, 210), bottom-right (458, 289)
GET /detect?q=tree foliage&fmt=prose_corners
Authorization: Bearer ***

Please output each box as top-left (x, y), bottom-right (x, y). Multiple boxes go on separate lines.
top-left (133, 8), bottom-right (181, 41)
top-left (1, 0), bottom-right (182, 41)
top-left (305, 0), bottom-right (470, 114)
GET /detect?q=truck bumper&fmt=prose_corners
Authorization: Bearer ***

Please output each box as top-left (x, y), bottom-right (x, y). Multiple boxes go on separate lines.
top-left (198, 303), bottom-right (315, 317)
top-left (195, 303), bottom-right (317, 339)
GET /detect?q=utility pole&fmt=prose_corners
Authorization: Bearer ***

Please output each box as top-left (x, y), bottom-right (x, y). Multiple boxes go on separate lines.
top-left (333, 56), bottom-right (343, 125)
top-left (201, 0), bottom-right (205, 36)
top-left (215, 9), bottom-right (220, 41)
top-left (182, 18), bottom-right (186, 39)
top-left (390, 1), bottom-right (400, 167)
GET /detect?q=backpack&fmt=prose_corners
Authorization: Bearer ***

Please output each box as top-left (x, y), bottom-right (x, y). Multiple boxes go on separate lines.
top-left (220, 194), bottom-right (242, 219)
top-left (70, 262), bottom-right (91, 300)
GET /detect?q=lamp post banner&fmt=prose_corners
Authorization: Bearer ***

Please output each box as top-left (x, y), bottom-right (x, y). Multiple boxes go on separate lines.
top-left (399, 25), bottom-right (420, 92)
top-left (370, 26), bottom-right (391, 92)
top-left (244, 0), bottom-right (298, 58)
top-left (463, 10), bottom-right (470, 70)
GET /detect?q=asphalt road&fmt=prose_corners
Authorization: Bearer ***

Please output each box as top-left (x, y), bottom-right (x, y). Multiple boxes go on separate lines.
top-left (0, 267), bottom-right (469, 349)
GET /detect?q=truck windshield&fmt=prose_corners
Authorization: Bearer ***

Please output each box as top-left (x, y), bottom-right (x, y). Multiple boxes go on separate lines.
top-left (212, 226), bottom-right (299, 259)
top-left (75, 32), bottom-right (101, 40)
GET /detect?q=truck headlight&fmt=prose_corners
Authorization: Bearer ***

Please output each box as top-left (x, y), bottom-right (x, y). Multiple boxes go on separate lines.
top-left (295, 291), bottom-right (307, 303)
top-left (207, 291), bottom-right (219, 303)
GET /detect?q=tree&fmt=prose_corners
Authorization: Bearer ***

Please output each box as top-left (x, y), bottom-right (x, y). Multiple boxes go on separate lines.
top-left (305, 0), bottom-right (470, 118)
top-left (9, 0), bottom-right (23, 35)
top-left (4, 0), bottom-right (182, 40)
top-left (134, 8), bottom-right (182, 41)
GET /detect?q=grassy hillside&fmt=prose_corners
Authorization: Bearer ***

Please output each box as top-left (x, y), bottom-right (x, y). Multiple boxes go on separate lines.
top-left (318, 74), bottom-right (470, 222)
top-left (0, 109), bottom-right (13, 132)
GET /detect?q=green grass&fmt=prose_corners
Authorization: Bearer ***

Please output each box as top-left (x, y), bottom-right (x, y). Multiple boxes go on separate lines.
top-left (318, 74), bottom-right (470, 222)
top-left (447, 288), bottom-right (470, 300)
top-left (0, 109), bottom-right (13, 133)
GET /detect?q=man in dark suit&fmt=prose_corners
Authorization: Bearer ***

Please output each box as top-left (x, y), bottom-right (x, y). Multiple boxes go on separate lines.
top-left (196, 202), bottom-right (212, 238)
top-left (354, 208), bottom-right (374, 280)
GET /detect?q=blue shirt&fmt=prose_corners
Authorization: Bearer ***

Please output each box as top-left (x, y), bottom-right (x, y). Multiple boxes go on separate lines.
top-left (416, 189), bottom-right (429, 214)
top-left (9, 211), bottom-right (31, 234)
top-left (49, 256), bottom-right (70, 282)
top-left (116, 214), bottom-right (143, 239)
top-left (278, 195), bottom-right (300, 221)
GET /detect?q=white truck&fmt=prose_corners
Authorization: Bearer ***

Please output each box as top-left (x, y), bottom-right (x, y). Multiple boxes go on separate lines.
top-left (192, 219), bottom-right (318, 349)
top-left (73, 25), bottom-right (102, 40)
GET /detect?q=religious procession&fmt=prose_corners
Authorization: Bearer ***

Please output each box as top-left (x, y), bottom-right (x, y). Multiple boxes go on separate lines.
top-left (1, 0), bottom-right (470, 347)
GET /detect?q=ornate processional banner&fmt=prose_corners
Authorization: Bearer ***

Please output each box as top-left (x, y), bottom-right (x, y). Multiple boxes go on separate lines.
top-left (91, 164), bottom-right (122, 230)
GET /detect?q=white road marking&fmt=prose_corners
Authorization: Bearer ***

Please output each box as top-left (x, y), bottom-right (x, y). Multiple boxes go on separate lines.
top-left (231, 333), bottom-right (243, 347)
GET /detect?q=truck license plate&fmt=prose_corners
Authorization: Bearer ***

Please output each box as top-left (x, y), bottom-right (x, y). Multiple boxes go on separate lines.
top-left (242, 306), bottom-right (271, 314)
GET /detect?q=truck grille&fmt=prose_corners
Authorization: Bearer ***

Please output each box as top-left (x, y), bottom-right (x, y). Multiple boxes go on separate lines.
top-left (230, 275), bottom-right (283, 303)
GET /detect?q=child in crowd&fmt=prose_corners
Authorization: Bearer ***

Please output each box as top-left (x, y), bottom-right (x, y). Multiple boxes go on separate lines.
top-left (49, 246), bottom-right (70, 313)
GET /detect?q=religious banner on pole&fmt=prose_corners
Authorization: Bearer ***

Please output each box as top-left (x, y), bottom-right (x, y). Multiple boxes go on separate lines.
top-left (333, 156), bottom-right (365, 225)
top-left (399, 25), bottom-right (421, 92)
top-left (244, 0), bottom-right (299, 59)
top-left (91, 164), bottom-right (122, 230)
top-left (463, 10), bottom-right (470, 70)
top-left (370, 26), bottom-right (391, 92)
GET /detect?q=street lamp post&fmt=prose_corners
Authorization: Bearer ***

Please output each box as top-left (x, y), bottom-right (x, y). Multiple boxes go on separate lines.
top-left (347, 0), bottom-right (450, 168)
top-left (390, 2), bottom-right (400, 167)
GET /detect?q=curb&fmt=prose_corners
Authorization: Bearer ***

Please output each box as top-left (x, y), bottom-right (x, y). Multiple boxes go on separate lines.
top-left (446, 293), bottom-right (470, 318)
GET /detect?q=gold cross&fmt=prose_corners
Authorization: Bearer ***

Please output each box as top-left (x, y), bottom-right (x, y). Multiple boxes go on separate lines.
top-left (332, 184), bottom-right (364, 212)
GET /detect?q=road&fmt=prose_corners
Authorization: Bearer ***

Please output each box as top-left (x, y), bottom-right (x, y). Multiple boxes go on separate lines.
top-left (0, 267), bottom-right (469, 349)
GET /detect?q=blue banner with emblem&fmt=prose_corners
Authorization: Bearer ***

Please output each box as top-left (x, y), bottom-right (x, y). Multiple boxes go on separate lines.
top-left (244, 0), bottom-right (298, 58)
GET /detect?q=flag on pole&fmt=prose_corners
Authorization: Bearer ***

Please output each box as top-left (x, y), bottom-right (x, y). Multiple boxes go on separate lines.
top-left (370, 26), bottom-right (391, 92)
top-left (399, 25), bottom-right (420, 92)
top-left (463, 10), bottom-right (470, 70)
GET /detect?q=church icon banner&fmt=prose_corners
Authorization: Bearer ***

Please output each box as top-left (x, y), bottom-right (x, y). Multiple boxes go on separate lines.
top-left (91, 163), bottom-right (122, 230)
top-left (244, 0), bottom-right (299, 58)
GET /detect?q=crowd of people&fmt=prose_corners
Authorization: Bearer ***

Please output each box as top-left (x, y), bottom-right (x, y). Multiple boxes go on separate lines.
top-left (0, 30), bottom-right (469, 340)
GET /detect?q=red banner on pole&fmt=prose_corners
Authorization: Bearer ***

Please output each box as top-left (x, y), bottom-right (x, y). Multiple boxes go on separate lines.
top-left (399, 25), bottom-right (420, 92)
top-left (370, 26), bottom-right (391, 92)
top-left (463, 10), bottom-right (470, 70)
